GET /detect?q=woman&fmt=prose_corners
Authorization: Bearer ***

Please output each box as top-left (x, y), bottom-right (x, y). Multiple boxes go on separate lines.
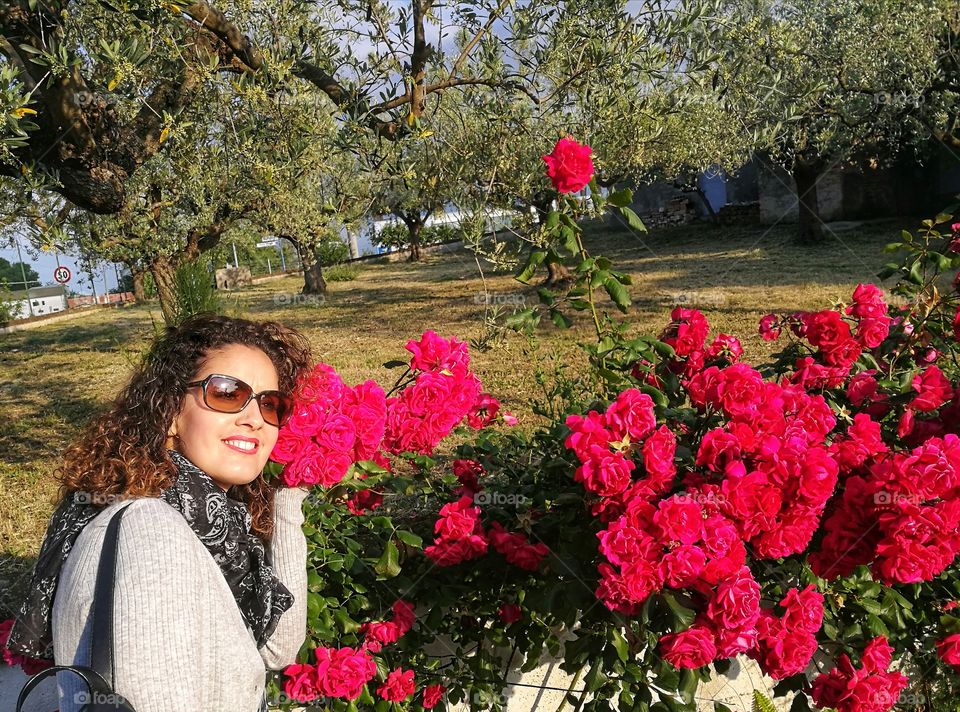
top-left (6, 313), bottom-right (314, 712)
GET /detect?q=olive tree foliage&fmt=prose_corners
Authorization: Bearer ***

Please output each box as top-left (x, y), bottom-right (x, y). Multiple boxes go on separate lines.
top-left (438, 0), bottom-right (743, 284)
top-left (61, 120), bottom-right (245, 325)
top-left (0, 0), bottom-right (584, 216)
top-left (706, 0), bottom-right (954, 243)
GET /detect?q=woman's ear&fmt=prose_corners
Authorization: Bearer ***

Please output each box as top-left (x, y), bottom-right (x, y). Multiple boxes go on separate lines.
top-left (166, 420), bottom-right (179, 449)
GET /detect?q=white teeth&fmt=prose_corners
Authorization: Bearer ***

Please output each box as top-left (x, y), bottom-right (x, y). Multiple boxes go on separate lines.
top-left (225, 440), bottom-right (256, 451)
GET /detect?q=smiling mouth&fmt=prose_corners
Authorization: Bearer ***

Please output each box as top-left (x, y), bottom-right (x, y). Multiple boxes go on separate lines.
top-left (223, 439), bottom-right (259, 454)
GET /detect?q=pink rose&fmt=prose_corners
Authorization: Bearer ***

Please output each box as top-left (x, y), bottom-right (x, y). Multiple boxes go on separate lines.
top-left (316, 646), bottom-right (377, 700)
top-left (659, 626), bottom-right (717, 669)
top-left (282, 663), bottom-right (320, 702)
top-left (910, 365), bottom-right (952, 411)
top-left (541, 136), bottom-right (594, 193)
top-left (423, 684), bottom-right (446, 709)
top-left (759, 313), bottom-right (781, 341)
top-left (937, 633), bottom-right (960, 670)
top-left (604, 388), bottom-right (656, 442)
top-left (499, 603), bottom-right (522, 624)
top-left (377, 668), bottom-right (415, 703)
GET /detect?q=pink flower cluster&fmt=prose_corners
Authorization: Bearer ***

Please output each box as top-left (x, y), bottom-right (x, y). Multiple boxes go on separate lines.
top-left (747, 585), bottom-right (824, 679)
top-left (424, 495), bottom-right (488, 566)
top-left (271, 364), bottom-right (387, 487)
top-left (382, 331), bottom-right (492, 455)
top-left (811, 637), bottom-right (908, 712)
top-left (358, 599), bottom-right (416, 653)
top-left (282, 600), bottom-right (435, 705)
top-left (659, 582), bottom-right (823, 678)
top-left (0, 618), bottom-right (51, 675)
top-left (760, 284), bottom-right (892, 390)
top-left (488, 522), bottom-right (549, 571)
top-left (660, 352), bottom-right (839, 561)
top-left (270, 331), bottom-right (510, 493)
top-left (564, 388), bottom-right (672, 500)
top-left (282, 646), bottom-right (377, 701)
top-left (811, 432), bottom-right (960, 584)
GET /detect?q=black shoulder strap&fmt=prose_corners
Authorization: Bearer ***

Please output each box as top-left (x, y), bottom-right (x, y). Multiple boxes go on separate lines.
top-left (89, 501), bottom-right (136, 688)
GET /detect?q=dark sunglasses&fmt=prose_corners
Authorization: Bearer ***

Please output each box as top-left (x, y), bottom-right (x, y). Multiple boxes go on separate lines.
top-left (186, 374), bottom-right (293, 428)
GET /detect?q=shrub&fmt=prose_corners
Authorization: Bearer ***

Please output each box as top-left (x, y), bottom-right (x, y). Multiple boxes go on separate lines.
top-left (171, 259), bottom-right (221, 325)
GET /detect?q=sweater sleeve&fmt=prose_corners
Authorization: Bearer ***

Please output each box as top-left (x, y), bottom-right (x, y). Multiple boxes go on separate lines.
top-left (61, 499), bottom-right (211, 712)
top-left (257, 486), bottom-right (311, 670)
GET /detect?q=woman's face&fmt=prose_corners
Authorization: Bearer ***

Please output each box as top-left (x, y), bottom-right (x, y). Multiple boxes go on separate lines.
top-left (169, 344), bottom-right (281, 491)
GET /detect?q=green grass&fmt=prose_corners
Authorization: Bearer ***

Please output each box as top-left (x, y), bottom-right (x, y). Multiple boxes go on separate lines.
top-left (0, 217), bottom-right (910, 618)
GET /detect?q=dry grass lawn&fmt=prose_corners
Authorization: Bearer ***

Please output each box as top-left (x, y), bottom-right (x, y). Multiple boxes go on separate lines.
top-left (0, 216), bottom-right (912, 619)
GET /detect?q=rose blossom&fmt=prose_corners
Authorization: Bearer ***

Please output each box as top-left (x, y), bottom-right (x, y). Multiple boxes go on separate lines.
top-left (541, 136), bottom-right (594, 193)
top-left (377, 668), bottom-right (415, 702)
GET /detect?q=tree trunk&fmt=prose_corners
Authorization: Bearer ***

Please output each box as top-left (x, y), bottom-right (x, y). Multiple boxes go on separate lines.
top-left (130, 266), bottom-right (146, 302)
top-left (408, 222), bottom-right (423, 262)
top-left (293, 239), bottom-right (326, 295)
top-left (150, 255), bottom-right (178, 324)
top-left (693, 184), bottom-right (719, 226)
top-left (545, 261), bottom-right (573, 286)
top-left (793, 158), bottom-right (825, 244)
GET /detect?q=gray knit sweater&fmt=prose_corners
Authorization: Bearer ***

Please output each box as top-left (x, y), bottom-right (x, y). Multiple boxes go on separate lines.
top-left (51, 487), bottom-right (310, 712)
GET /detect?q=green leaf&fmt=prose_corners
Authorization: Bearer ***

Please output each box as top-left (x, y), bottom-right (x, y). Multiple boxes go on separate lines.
top-left (374, 539), bottom-right (401, 579)
top-left (504, 307), bottom-right (541, 333)
top-left (395, 530), bottom-right (422, 548)
top-left (640, 385), bottom-right (668, 408)
top-left (608, 188), bottom-right (633, 207)
top-left (584, 662), bottom-right (608, 692)
top-left (660, 592), bottom-right (695, 628)
top-left (560, 225), bottom-right (579, 255)
top-left (907, 259), bottom-right (924, 286)
top-left (618, 206), bottom-right (648, 233)
top-left (544, 211), bottom-right (560, 230)
top-left (752, 691), bottom-right (777, 712)
top-left (382, 360), bottom-right (408, 369)
top-left (551, 309), bottom-right (573, 328)
top-left (516, 250), bottom-right (547, 284)
top-left (603, 276), bottom-right (631, 312)
top-left (610, 628), bottom-right (629, 663)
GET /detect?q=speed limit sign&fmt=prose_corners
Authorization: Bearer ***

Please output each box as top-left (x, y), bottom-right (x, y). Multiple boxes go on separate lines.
top-left (53, 265), bottom-right (72, 284)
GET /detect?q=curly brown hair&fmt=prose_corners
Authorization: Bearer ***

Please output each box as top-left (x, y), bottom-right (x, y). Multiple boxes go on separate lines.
top-left (55, 313), bottom-right (313, 544)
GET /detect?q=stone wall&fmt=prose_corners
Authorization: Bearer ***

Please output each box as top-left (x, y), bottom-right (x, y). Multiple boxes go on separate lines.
top-left (757, 155), bottom-right (930, 225)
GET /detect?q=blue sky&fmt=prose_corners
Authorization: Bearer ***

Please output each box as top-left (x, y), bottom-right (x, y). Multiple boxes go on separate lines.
top-left (1, 239), bottom-right (123, 295)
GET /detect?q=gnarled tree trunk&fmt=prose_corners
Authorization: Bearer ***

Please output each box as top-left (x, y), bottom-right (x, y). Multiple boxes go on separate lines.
top-left (408, 221), bottom-right (423, 262)
top-left (149, 255), bottom-right (177, 324)
top-left (793, 157), bottom-right (825, 244)
top-left (130, 265), bottom-right (147, 302)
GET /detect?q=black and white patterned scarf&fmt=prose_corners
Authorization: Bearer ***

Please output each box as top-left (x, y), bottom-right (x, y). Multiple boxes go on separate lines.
top-left (6, 449), bottom-right (294, 665)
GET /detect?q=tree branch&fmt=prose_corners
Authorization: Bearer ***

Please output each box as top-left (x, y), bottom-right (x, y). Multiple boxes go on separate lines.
top-left (180, 1), bottom-right (262, 71)
top-left (447, 0), bottom-right (512, 81)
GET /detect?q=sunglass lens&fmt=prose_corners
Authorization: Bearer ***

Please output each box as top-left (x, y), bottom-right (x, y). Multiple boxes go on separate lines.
top-left (206, 376), bottom-right (251, 412)
top-left (258, 393), bottom-right (291, 427)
